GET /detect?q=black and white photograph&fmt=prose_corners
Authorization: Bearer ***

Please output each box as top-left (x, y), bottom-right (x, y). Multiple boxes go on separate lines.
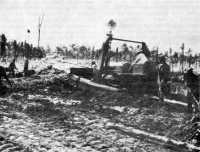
top-left (0, 0), bottom-right (199, 151)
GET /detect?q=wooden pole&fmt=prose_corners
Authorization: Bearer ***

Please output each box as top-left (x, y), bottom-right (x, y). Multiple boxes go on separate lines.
top-left (38, 15), bottom-right (44, 48)
top-left (156, 48), bottom-right (162, 101)
top-left (181, 43), bottom-right (185, 73)
top-left (169, 48), bottom-right (173, 73)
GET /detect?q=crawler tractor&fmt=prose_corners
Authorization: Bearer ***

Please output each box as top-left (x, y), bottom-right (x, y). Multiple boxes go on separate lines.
top-left (70, 33), bottom-right (161, 96)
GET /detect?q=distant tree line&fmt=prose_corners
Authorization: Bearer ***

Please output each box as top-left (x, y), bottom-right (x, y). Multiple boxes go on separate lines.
top-left (0, 34), bottom-right (46, 60)
top-left (56, 42), bottom-right (200, 72)
top-left (56, 44), bottom-right (100, 60)
top-left (163, 48), bottom-right (200, 72)
top-left (56, 43), bottom-right (137, 61)
top-left (56, 43), bottom-right (199, 60)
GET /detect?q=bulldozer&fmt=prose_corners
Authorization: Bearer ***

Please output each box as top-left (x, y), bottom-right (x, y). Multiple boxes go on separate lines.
top-left (69, 33), bottom-right (162, 97)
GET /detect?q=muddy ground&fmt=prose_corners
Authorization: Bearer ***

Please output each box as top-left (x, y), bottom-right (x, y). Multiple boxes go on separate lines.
top-left (0, 66), bottom-right (195, 152)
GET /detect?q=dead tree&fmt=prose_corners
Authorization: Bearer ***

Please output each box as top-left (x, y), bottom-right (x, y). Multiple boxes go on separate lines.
top-left (180, 43), bottom-right (185, 73)
top-left (38, 14), bottom-right (44, 48)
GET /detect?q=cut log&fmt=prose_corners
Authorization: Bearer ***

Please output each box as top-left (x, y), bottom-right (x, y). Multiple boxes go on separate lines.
top-left (151, 96), bottom-right (188, 107)
top-left (68, 74), bottom-right (122, 92)
top-left (106, 122), bottom-right (200, 152)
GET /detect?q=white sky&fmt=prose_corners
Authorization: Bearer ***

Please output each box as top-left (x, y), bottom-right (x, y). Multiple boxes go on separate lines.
top-left (0, 0), bottom-right (200, 53)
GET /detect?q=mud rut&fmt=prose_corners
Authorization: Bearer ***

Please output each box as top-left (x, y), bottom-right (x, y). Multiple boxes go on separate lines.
top-left (0, 69), bottom-right (194, 152)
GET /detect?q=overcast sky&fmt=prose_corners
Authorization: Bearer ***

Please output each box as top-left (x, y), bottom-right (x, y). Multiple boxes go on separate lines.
top-left (0, 0), bottom-right (199, 53)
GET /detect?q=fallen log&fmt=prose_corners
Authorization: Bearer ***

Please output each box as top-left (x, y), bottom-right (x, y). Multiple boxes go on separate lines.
top-left (151, 96), bottom-right (188, 107)
top-left (106, 122), bottom-right (200, 152)
top-left (68, 74), bottom-right (122, 92)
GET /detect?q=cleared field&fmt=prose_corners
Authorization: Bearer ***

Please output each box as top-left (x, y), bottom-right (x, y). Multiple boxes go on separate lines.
top-left (0, 55), bottom-right (197, 152)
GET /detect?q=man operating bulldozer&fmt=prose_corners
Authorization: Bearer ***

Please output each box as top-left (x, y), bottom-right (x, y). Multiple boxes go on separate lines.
top-left (132, 42), bottom-right (151, 65)
top-left (128, 42), bottom-right (151, 73)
